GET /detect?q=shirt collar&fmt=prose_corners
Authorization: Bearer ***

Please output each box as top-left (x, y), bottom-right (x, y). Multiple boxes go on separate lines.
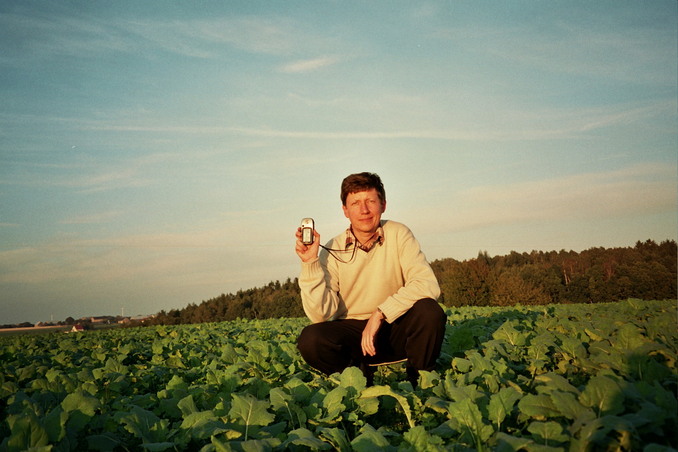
top-left (345, 225), bottom-right (384, 252)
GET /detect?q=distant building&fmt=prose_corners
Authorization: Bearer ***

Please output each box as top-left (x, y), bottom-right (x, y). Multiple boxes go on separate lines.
top-left (69, 324), bottom-right (85, 333)
top-left (131, 315), bottom-right (154, 323)
top-left (118, 315), bottom-right (154, 324)
top-left (90, 316), bottom-right (115, 324)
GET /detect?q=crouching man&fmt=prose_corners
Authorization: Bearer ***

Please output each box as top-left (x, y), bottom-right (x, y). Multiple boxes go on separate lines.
top-left (294, 172), bottom-right (446, 386)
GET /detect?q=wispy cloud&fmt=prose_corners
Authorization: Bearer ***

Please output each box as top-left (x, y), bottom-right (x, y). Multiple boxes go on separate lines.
top-left (471, 22), bottom-right (674, 85)
top-left (1, 9), bottom-right (327, 63)
top-left (184, 16), bottom-right (306, 55)
top-left (227, 127), bottom-right (455, 140)
top-left (227, 97), bottom-right (672, 141)
top-left (0, 220), bottom-right (282, 286)
top-left (0, 11), bottom-right (137, 62)
top-left (0, 151), bottom-right (188, 193)
top-left (0, 162), bottom-right (152, 193)
top-left (59, 210), bottom-right (124, 225)
top-left (278, 56), bottom-right (340, 73)
top-left (439, 163), bottom-right (678, 232)
top-left (573, 102), bottom-right (675, 133)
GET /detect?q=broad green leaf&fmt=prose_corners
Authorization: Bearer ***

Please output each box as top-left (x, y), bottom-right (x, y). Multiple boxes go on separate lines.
top-left (428, 420), bottom-right (459, 440)
top-left (285, 377), bottom-right (313, 403)
top-left (180, 410), bottom-right (228, 440)
top-left (247, 340), bottom-right (272, 359)
top-left (578, 415), bottom-right (634, 451)
top-left (469, 350), bottom-right (495, 373)
top-left (402, 425), bottom-right (445, 451)
top-left (493, 320), bottom-right (526, 346)
top-left (165, 374), bottom-right (188, 393)
top-left (355, 394), bottom-right (379, 416)
top-left (494, 432), bottom-right (533, 452)
top-left (444, 382), bottom-right (483, 404)
top-left (445, 328), bottom-right (476, 354)
top-left (452, 357), bottom-right (472, 373)
top-left (318, 427), bottom-right (352, 452)
top-left (560, 336), bottom-right (588, 360)
top-left (418, 370), bottom-right (440, 390)
top-left (579, 375), bottom-right (624, 416)
top-left (103, 357), bottom-right (128, 374)
top-left (624, 342), bottom-right (675, 383)
top-left (584, 327), bottom-right (605, 342)
top-left (6, 413), bottom-right (50, 451)
top-left (165, 356), bottom-right (185, 368)
top-left (0, 380), bottom-right (19, 398)
top-left (322, 386), bottom-right (347, 420)
top-left (140, 442), bottom-right (177, 451)
top-left (177, 394), bottom-right (198, 416)
top-left (549, 390), bottom-right (594, 421)
top-left (283, 428), bottom-right (331, 450)
top-left (361, 385), bottom-right (414, 428)
top-left (17, 364), bottom-right (38, 383)
top-left (220, 343), bottom-right (240, 363)
top-left (636, 380), bottom-right (678, 415)
top-left (614, 323), bottom-right (648, 351)
top-left (351, 424), bottom-right (392, 452)
top-left (517, 394), bottom-right (560, 420)
top-left (229, 393), bottom-right (275, 439)
top-left (87, 433), bottom-right (124, 451)
top-left (529, 331), bottom-right (557, 351)
top-left (117, 405), bottom-right (171, 444)
top-left (61, 390), bottom-right (101, 416)
top-left (45, 367), bottom-right (62, 383)
top-left (269, 387), bottom-right (307, 428)
top-left (240, 438), bottom-right (283, 451)
top-left (527, 421), bottom-right (568, 445)
top-left (424, 396), bottom-right (450, 415)
top-left (43, 406), bottom-right (67, 443)
top-left (210, 434), bottom-right (239, 451)
top-left (151, 340), bottom-right (164, 355)
top-left (534, 372), bottom-right (580, 395)
top-left (448, 398), bottom-right (494, 444)
top-left (488, 386), bottom-right (522, 426)
top-left (338, 366), bottom-right (367, 392)
top-left (269, 387), bottom-right (292, 411)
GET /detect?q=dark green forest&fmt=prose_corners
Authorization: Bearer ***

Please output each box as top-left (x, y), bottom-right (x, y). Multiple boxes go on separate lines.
top-left (147, 239), bottom-right (676, 326)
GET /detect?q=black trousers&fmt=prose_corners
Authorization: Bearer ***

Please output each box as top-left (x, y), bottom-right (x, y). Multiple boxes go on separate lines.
top-left (297, 298), bottom-right (446, 383)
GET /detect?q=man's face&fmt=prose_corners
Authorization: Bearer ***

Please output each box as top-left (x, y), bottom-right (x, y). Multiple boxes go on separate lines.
top-left (342, 188), bottom-right (386, 237)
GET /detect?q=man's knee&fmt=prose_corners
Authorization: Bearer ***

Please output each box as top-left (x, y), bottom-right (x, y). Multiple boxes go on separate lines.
top-left (297, 323), bottom-right (322, 359)
top-left (411, 298), bottom-right (446, 325)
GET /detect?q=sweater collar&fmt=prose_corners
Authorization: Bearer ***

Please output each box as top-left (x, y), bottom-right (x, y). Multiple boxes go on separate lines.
top-left (345, 225), bottom-right (384, 252)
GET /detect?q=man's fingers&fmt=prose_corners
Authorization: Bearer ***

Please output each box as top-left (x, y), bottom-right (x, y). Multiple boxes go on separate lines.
top-left (362, 335), bottom-right (376, 356)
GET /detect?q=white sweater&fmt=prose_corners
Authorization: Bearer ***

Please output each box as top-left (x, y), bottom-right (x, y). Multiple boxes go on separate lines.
top-left (298, 220), bottom-right (441, 323)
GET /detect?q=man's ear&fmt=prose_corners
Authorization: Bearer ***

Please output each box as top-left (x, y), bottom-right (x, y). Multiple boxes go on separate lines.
top-left (342, 204), bottom-right (349, 218)
top-left (381, 201), bottom-right (387, 213)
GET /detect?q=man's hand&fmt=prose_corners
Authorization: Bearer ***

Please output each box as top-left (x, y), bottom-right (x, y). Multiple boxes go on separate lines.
top-left (361, 309), bottom-right (385, 356)
top-left (295, 227), bottom-right (320, 263)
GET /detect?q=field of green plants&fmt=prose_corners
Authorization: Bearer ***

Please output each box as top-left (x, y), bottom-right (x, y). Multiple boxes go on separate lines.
top-left (1, 299), bottom-right (676, 451)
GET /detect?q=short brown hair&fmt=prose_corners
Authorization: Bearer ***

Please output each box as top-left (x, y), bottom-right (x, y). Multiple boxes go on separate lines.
top-left (340, 172), bottom-right (386, 206)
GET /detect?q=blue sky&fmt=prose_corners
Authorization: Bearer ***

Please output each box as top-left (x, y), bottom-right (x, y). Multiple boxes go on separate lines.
top-left (1, 1), bottom-right (676, 324)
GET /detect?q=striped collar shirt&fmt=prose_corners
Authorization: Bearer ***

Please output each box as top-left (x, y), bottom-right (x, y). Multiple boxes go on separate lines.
top-left (345, 226), bottom-right (384, 252)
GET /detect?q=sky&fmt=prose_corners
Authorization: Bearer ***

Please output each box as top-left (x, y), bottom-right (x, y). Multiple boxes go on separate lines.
top-left (1, 1), bottom-right (676, 325)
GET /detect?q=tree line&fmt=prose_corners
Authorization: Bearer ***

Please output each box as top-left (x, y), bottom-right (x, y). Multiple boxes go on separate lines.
top-left (145, 239), bottom-right (676, 326)
top-left (432, 239), bottom-right (676, 307)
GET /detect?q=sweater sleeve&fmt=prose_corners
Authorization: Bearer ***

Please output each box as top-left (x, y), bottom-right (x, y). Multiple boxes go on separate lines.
top-left (377, 225), bottom-right (441, 322)
top-left (298, 249), bottom-right (345, 323)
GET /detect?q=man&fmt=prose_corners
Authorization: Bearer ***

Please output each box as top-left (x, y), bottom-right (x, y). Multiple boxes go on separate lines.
top-left (294, 172), bottom-right (446, 386)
